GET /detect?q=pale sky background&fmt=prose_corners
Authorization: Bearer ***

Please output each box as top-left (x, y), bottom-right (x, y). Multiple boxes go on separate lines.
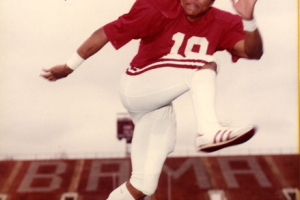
top-left (0, 0), bottom-right (298, 159)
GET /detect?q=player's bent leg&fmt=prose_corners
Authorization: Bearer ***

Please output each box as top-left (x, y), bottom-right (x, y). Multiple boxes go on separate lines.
top-left (129, 105), bottom-right (176, 196)
top-left (190, 63), bottom-right (255, 152)
top-left (190, 64), bottom-right (219, 135)
top-left (118, 68), bottom-right (188, 198)
top-left (118, 68), bottom-right (192, 121)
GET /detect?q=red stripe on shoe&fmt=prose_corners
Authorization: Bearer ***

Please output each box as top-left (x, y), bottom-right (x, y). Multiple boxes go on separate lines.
top-left (226, 131), bottom-right (232, 141)
top-left (213, 130), bottom-right (221, 144)
top-left (220, 130), bottom-right (227, 142)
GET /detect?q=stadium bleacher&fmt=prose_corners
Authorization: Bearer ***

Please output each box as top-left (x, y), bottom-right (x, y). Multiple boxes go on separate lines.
top-left (0, 155), bottom-right (299, 200)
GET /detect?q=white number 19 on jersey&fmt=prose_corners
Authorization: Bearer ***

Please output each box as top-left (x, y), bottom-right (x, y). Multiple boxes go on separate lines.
top-left (163, 32), bottom-right (209, 60)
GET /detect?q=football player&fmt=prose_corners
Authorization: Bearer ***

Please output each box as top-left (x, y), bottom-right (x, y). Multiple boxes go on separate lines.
top-left (41, 0), bottom-right (263, 199)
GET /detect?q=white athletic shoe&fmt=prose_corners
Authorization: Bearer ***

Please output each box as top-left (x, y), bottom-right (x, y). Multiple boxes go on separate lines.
top-left (196, 125), bottom-right (256, 152)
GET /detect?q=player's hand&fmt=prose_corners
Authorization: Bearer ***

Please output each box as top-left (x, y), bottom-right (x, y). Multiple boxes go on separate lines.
top-left (40, 64), bottom-right (73, 81)
top-left (231, 0), bottom-right (257, 20)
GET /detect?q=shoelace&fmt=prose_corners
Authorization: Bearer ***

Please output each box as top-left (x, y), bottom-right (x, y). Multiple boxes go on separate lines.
top-left (219, 120), bottom-right (232, 127)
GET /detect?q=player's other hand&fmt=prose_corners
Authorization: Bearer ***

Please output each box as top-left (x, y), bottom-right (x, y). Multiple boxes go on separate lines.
top-left (231, 0), bottom-right (257, 20)
top-left (40, 64), bottom-right (73, 81)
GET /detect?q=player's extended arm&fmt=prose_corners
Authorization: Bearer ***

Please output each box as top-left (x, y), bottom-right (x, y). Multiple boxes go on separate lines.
top-left (41, 27), bottom-right (109, 81)
top-left (77, 27), bottom-right (109, 59)
top-left (231, 0), bottom-right (263, 60)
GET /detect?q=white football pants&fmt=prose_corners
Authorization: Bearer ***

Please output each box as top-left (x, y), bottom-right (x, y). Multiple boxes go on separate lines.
top-left (118, 66), bottom-right (217, 196)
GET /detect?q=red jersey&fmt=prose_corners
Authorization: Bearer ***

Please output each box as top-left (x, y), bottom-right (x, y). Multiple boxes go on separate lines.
top-left (103, 0), bottom-right (245, 75)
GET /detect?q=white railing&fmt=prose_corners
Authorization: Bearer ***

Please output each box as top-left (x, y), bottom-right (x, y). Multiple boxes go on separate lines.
top-left (0, 147), bottom-right (298, 161)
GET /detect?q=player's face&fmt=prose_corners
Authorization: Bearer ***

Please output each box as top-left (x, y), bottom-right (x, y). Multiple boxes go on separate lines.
top-left (181, 0), bottom-right (214, 22)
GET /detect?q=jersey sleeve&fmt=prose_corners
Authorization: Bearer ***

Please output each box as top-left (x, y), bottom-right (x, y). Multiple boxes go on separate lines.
top-left (218, 15), bottom-right (245, 62)
top-left (103, 0), bottom-right (166, 50)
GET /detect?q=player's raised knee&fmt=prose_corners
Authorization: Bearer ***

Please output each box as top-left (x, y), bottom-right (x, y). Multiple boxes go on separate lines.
top-left (200, 61), bottom-right (218, 72)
